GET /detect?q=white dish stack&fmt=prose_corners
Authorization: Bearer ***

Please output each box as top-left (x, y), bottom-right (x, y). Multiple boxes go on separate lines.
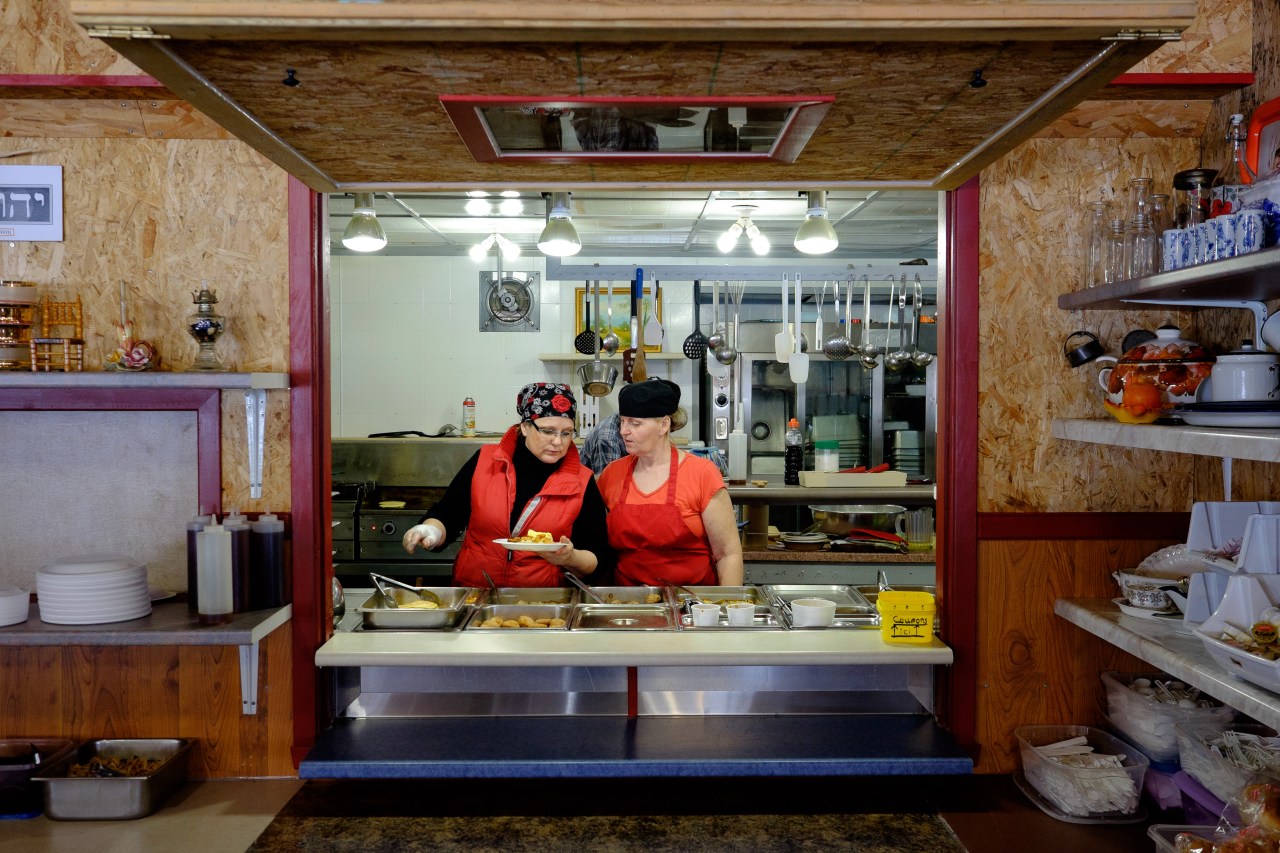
top-left (36, 554), bottom-right (151, 625)
top-left (0, 586), bottom-right (30, 627)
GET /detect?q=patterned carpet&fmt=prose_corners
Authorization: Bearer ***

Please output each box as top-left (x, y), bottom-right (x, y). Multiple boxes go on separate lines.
top-left (247, 778), bottom-right (965, 853)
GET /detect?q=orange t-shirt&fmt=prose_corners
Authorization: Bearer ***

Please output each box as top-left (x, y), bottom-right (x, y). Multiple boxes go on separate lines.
top-left (597, 452), bottom-right (725, 540)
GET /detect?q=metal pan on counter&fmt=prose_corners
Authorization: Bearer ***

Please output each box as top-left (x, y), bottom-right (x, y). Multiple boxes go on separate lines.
top-left (571, 604), bottom-right (677, 631)
top-left (669, 585), bottom-right (784, 630)
top-left (489, 587), bottom-right (578, 606)
top-left (762, 584), bottom-right (878, 629)
top-left (464, 604), bottom-right (573, 630)
top-left (579, 585), bottom-right (673, 606)
top-left (358, 586), bottom-right (481, 630)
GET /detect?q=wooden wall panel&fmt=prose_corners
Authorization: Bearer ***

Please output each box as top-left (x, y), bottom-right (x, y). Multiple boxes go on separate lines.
top-left (0, 0), bottom-right (139, 76)
top-left (977, 135), bottom-right (1207, 513)
top-left (0, 99), bottom-right (233, 140)
top-left (974, 538), bottom-right (1166, 774)
top-left (0, 623), bottom-right (295, 778)
top-left (1040, 99), bottom-right (1211, 139)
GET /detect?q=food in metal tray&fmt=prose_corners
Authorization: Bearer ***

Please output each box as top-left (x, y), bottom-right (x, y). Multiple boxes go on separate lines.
top-left (68, 755), bottom-right (163, 777)
top-left (605, 592), bottom-right (662, 604)
top-left (477, 614), bottom-right (566, 628)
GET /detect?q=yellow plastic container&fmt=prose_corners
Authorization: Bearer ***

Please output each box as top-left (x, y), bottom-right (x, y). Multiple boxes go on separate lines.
top-left (876, 590), bottom-right (936, 644)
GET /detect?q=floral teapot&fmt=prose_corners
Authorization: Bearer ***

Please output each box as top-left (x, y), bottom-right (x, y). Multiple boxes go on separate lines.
top-left (1095, 325), bottom-right (1214, 423)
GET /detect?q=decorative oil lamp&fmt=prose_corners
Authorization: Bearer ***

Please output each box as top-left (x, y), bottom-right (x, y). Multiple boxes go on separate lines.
top-left (186, 281), bottom-right (227, 371)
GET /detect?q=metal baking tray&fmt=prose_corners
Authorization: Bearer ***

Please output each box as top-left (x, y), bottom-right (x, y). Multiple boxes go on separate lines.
top-left (464, 604), bottom-right (572, 630)
top-left (571, 604), bottom-right (676, 631)
top-left (33, 738), bottom-right (193, 820)
top-left (677, 606), bottom-right (784, 630)
top-left (490, 587), bottom-right (578, 606)
top-left (578, 585), bottom-right (671, 606)
top-left (357, 587), bottom-right (480, 630)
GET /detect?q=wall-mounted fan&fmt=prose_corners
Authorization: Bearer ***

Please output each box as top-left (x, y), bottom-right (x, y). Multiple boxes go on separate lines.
top-left (478, 271), bottom-right (540, 333)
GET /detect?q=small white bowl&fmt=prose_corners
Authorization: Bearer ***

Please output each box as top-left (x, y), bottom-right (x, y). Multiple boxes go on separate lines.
top-left (0, 587), bottom-right (30, 627)
top-left (726, 602), bottom-right (755, 626)
top-left (791, 597), bottom-right (836, 627)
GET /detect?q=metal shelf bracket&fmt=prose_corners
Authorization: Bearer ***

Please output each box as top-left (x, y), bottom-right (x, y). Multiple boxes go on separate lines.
top-left (1121, 298), bottom-right (1268, 345)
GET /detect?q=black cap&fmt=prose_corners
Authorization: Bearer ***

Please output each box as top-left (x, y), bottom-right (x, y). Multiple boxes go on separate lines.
top-left (619, 378), bottom-right (680, 418)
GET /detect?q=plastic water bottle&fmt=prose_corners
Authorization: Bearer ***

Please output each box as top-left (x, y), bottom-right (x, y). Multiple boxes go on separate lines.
top-left (784, 418), bottom-right (803, 486)
top-left (462, 396), bottom-right (476, 437)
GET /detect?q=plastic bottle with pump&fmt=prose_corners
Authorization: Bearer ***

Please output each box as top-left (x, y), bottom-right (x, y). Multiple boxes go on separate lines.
top-left (784, 418), bottom-right (803, 486)
top-left (462, 396), bottom-right (476, 437)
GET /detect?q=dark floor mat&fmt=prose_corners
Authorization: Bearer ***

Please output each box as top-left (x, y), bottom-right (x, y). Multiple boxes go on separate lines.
top-left (248, 812), bottom-right (965, 852)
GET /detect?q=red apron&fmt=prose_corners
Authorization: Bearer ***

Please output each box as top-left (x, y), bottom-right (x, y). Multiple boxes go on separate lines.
top-left (608, 446), bottom-right (717, 586)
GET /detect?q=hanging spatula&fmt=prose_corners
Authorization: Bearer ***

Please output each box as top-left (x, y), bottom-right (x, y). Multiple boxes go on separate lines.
top-left (643, 274), bottom-right (664, 347)
top-left (789, 272), bottom-right (810, 384)
top-left (775, 273), bottom-right (792, 363)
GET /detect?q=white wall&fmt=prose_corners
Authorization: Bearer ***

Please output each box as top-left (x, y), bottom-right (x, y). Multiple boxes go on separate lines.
top-left (331, 253), bottom-right (701, 438)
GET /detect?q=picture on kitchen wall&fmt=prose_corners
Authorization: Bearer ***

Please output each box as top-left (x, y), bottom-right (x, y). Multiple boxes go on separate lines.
top-left (0, 165), bottom-right (62, 241)
top-left (574, 285), bottom-right (662, 353)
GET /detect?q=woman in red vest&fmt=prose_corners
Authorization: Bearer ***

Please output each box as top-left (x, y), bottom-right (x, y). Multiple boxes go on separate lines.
top-left (598, 378), bottom-right (743, 587)
top-left (402, 383), bottom-right (612, 588)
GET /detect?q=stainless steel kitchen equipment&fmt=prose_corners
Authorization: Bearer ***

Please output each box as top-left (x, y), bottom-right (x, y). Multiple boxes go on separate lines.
top-left (331, 437), bottom-right (498, 585)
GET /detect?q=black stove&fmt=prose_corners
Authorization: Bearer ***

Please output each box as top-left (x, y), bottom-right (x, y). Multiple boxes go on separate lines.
top-left (331, 482), bottom-right (457, 584)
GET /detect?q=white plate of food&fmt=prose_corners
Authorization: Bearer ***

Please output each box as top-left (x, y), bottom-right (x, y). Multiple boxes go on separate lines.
top-left (493, 537), bottom-right (563, 552)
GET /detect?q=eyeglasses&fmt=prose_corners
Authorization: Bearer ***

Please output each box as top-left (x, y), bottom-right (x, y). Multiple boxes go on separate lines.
top-left (530, 424), bottom-right (575, 440)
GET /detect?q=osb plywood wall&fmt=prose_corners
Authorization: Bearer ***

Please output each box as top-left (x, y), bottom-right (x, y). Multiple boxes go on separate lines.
top-left (977, 136), bottom-right (1201, 513)
top-left (1128, 0), bottom-right (1252, 75)
top-left (0, 0), bottom-right (138, 75)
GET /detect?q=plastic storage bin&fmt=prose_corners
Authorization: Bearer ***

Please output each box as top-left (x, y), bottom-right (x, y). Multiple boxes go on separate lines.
top-left (1176, 721), bottom-right (1280, 804)
top-left (1016, 724), bottom-right (1149, 819)
top-left (875, 590), bottom-right (935, 644)
top-left (1102, 671), bottom-right (1236, 763)
top-left (1196, 574), bottom-right (1280, 694)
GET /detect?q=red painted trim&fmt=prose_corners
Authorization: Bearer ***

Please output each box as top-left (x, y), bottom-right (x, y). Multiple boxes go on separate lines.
top-left (627, 667), bottom-right (639, 719)
top-left (1109, 73), bottom-right (1255, 88)
top-left (0, 74), bottom-right (176, 99)
top-left (936, 176), bottom-right (980, 746)
top-left (977, 511), bottom-right (1191, 541)
top-left (288, 176), bottom-right (329, 762)
top-left (439, 94), bottom-right (833, 166)
top-left (0, 386), bottom-right (221, 515)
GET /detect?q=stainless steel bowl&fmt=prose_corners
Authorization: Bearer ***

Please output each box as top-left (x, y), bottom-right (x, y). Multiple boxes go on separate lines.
top-left (809, 504), bottom-right (906, 535)
top-left (578, 360), bottom-right (618, 397)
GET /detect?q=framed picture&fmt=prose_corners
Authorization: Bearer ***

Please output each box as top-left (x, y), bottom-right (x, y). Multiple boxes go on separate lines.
top-left (1246, 96), bottom-right (1280, 182)
top-left (0, 165), bottom-right (62, 241)
top-left (574, 285), bottom-right (662, 353)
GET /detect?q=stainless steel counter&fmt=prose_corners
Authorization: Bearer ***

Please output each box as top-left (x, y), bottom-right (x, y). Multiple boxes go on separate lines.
top-left (728, 483), bottom-right (936, 505)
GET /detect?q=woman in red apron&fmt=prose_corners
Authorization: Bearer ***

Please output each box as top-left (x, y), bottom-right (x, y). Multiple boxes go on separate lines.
top-left (598, 378), bottom-right (743, 587)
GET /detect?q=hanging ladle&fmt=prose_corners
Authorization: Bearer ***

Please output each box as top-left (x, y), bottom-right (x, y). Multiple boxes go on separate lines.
top-left (714, 280), bottom-right (741, 366)
top-left (823, 276), bottom-right (854, 360)
top-left (601, 280), bottom-right (620, 355)
top-left (885, 276), bottom-right (911, 372)
top-left (859, 275), bottom-right (882, 369)
top-left (910, 275), bottom-right (934, 368)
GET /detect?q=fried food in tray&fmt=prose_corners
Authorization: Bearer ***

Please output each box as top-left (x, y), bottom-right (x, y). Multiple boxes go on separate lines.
top-left (358, 587), bottom-right (480, 630)
top-left (508, 529), bottom-right (554, 543)
top-left (587, 586), bottom-right (670, 606)
top-left (492, 586), bottom-right (578, 605)
top-left (465, 604), bottom-right (573, 630)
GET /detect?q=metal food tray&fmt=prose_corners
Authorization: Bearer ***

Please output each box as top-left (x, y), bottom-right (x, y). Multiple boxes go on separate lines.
top-left (571, 604), bottom-right (677, 631)
top-left (357, 586), bottom-right (480, 630)
top-left (464, 604), bottom-right (573, 630)
top-left (490, 587), bottom-right (578, 605)
top-left (763, 584), bottom-right (878, 629)
top-left (671, 585), bottom-right (771, 611)
top-left (578, 585), bottom-right (672, 606)
top-left (677, 605), bottom-right (784, 630)
top-left (33, 738), bottom-right (193, 820)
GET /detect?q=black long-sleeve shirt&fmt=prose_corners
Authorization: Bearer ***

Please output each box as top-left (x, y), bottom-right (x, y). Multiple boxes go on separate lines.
top-left (422, 438), bottom-right (615, 584)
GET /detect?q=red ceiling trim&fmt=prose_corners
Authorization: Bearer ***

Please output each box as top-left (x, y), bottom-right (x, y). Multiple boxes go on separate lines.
top-left (0, 73), bottom-right (175, 99)
top-left (439, 94), bottom-right (834, 165)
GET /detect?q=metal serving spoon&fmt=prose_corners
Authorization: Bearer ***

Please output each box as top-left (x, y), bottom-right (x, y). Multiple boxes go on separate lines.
top-left (562, 570), bottom-right (606, 604)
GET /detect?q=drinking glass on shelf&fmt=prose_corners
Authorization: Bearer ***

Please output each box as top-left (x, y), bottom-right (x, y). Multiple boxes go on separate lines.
top-left (1148, 193), bottom-right (1173, 237)
top-left (1124, 177), bottom-right (1154, 278)
top-left (1103, 216), bottom-right (1127, 284)
top-left (1083, 199), bottom-right (1110, 289)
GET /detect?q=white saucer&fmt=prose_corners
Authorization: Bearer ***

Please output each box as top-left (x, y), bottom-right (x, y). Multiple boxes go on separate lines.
top-left (493, 538), bottom-right (562, 552)
top-left (1113, 598), bottom-right (1181, 621)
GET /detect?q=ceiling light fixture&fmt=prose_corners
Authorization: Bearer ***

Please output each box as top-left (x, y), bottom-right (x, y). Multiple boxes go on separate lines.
top-left (498, 197), bottom-right (523, 217)
top-left (537, 192), bottom-right (581, 257)
top-left (793, 190), bottom-right (839, 255)
top-left (341, 192), bottom-right (387, 252)
top-left (464, 197), bottom-right (493, 216)
top-left (717, 205), bottom-right (770, 255)
top-left (469, 233), bottom-right (521, 263)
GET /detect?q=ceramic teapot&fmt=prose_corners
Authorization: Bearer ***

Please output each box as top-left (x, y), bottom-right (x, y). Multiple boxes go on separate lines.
top-left (1095, 325), bottom-right (1214, 422)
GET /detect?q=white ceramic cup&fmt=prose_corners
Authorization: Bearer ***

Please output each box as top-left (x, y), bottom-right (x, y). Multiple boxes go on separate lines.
top-left (1263, 312), bottom-right (1280, 354)
top-left (691, 603), bottom-right (721, 626)
top-left (726, 602), bottom-right (755, 626)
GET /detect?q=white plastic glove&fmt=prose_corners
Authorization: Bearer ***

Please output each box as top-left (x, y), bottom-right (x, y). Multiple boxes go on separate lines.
top-left (402, 523), bottom-right (442, 554)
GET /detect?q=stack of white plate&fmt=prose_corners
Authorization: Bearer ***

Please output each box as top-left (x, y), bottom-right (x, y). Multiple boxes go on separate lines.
top-left (36, 554), bottom-right (151, 625)
top-left (0, 587), bottom-right (29, 627)
top-left (891, 430), bottom-right (924, 476)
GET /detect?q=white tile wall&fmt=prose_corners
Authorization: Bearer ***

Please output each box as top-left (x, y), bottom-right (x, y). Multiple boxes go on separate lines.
top-left (331, 254), bottom-right (703, 438)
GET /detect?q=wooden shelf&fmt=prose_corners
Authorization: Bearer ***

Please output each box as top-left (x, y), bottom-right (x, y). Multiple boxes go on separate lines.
top-left (1094, 72), bottom-right (1255, 101)
top-left (0, 371), bottom-right (288, 389)
top-left (1052, 418), bottom-right (1280, 464)
top-left (1057, 247), bottom-right (1280, 310)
